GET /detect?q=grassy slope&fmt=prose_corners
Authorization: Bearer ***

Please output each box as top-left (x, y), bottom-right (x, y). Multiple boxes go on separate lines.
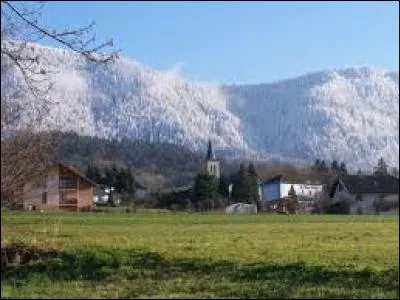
top-left (1, 211), bottom-right (399, 298)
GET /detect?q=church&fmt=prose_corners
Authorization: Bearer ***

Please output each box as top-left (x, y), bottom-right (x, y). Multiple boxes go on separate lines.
top-left (202, 140), bottom-right (220, 179)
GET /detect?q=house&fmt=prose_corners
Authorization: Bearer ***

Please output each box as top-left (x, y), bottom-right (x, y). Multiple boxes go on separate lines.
top-left (22, 163), bottom-right (97, 211)
top-left (259, 175), bottom-right (324, 211)
top-left (330, 174), bottom-right (399, 213)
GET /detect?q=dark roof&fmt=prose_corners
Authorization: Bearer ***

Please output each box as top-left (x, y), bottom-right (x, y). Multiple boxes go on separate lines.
top-left (339, 174), bottom-right (399, 194)
top-left (262, 174), bottom-right (323, 185)
top-left (57, 163), bottom-right (97, 186)
top-left (206, 140), bottom-right (215, 160)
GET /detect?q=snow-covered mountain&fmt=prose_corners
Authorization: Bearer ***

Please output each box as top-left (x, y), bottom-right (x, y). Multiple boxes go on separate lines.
top-left (2, 42), bottom-right (399, 171)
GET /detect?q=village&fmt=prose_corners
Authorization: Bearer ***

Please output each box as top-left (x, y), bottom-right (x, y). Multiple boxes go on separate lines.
top-left (1, 2), bottom-right (398, 298)
top-left (17, 140), bottom-right (399, 215)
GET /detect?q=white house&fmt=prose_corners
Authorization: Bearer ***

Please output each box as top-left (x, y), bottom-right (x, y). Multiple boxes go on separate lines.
top-left (330, 174), bottom-right (399, 214)
top-left (260, 175), bottom-right (324, 204)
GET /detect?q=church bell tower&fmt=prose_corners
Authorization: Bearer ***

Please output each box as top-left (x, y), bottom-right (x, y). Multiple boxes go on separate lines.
top-left (202, 140), bottom-right (220, 179)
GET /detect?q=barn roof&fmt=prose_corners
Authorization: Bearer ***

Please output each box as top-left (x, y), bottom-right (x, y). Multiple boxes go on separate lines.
top-left (57, 163), bottom-right (97, 186)
top-left (338, 174), bottom-right (399, 194)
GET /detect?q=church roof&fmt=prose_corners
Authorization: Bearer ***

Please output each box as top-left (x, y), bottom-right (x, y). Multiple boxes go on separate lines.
top-left (206, 140), bottom-right (215, 160)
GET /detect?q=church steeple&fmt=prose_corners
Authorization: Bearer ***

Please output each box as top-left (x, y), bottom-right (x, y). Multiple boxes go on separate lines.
top-left (206, 140), bottom-right (215, 160)
top-left (203, 139), bottom-right (220, 178)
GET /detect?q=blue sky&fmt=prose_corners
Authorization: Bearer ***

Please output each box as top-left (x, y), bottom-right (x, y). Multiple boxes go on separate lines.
top-left (36, 1), bottom-right (398, 84)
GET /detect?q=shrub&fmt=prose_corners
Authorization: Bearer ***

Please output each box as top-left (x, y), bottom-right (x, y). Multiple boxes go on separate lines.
top-left (285, 185), bottom-right (297, 214)
top-left (328, 196), bottom-right (353, 214)
top-left (373, 197), bottom-right (397, 213)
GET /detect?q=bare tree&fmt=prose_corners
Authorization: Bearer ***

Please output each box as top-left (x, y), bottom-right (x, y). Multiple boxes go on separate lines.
top-left (1, 1), bottom-right (119, 205)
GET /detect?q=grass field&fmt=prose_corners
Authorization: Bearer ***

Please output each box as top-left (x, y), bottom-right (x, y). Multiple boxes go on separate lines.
top-left (1, 211), bottom-right (399, 298)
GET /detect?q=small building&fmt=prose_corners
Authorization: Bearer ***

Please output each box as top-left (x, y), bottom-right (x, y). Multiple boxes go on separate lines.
top-left (226, 202), bottom-right (257, 214)
top-left (22, 163), bottom-right (96, 211)
top-left (330, 174), bottom-right (399, 213)
top-left (260, 175), bottom-right (324, 212)
top-left (202, 140), bottom-right (220, 179)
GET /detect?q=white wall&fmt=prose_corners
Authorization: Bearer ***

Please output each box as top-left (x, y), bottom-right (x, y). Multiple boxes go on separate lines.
top-left (261, 181), bottom-right (324, 202)
top-left (280, 183), bottom-right (323, 199)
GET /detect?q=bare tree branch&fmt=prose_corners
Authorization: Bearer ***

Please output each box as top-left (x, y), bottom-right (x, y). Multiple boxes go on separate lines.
top-left (1, 1), bottom-right (120, 205)
top-left (2, 1), bottom-right (119, 63)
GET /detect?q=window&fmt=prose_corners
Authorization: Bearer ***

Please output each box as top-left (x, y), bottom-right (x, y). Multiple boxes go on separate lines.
top-left (42, 192), bottom-right (47, 204)
top-left (355, 194), bottom-right (363, 202)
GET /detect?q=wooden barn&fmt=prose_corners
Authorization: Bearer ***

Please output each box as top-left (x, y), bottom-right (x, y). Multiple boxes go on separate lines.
top-left (22, 163), bottom-right (97, 211)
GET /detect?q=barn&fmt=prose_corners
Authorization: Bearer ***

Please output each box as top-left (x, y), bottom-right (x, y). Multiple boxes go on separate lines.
top-left (22, 163), bottom-right (97, 211)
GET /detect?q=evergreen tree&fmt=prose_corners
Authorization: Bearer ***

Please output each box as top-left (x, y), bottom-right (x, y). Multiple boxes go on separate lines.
top-left (231, 163), bottom-right (249, 202)
top-left (331, 160), bottom-right (339, 173)
top-left (111, 165), bottom-right (119, 183)
top-left (115, 167), bottom-right (136, 204)
top-left (339, 162), bottom-right (348, 175)
top-left (103, 167), bottom-right (114, 187)
top-left (248, 163), bottom-right (257, 177)
top-left (285, 185), bottom-right (297, 214)
top-left (115, 167), bottom-right (126, 194)
top-left (247, 163), bottom-right (260, 205)
top-left (313, 159), bottom-right (321, 172)
top-left (86, 164), bottom-right (103, 184)
top-left (238, 163), bottom-right (246, 177)
top-left (390, 167), bottom-right (399, 179)
top-left (315, 159), bottom-right (321, 167)
top-left (230, 163), bottom-right (260, 205)
top-left (85, 164), bottom-right (95, 181)
top-left (193, 173), bottom-right (218, 210)
top-left (319, 160), bottom-right (328, 173)
top-left (374, 158), bottom-right (388, 175)
top-left (91, 165), bottom-right (102, 183)
top-left (125, 167), bottom-right (136, 199)
top-left (218, 174), bottom-right (229, 198)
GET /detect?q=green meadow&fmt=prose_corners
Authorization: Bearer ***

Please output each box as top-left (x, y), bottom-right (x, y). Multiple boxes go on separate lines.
top-left (1, 211), bottom-right (398, 298)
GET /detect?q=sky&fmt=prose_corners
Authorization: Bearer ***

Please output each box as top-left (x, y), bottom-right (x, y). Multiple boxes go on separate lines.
top-left (28, 1), bottom-right (400, 84)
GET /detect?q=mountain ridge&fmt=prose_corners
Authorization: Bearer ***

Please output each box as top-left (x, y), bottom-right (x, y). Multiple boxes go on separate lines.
top-left (2, 42), bottom-right (398, 171)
